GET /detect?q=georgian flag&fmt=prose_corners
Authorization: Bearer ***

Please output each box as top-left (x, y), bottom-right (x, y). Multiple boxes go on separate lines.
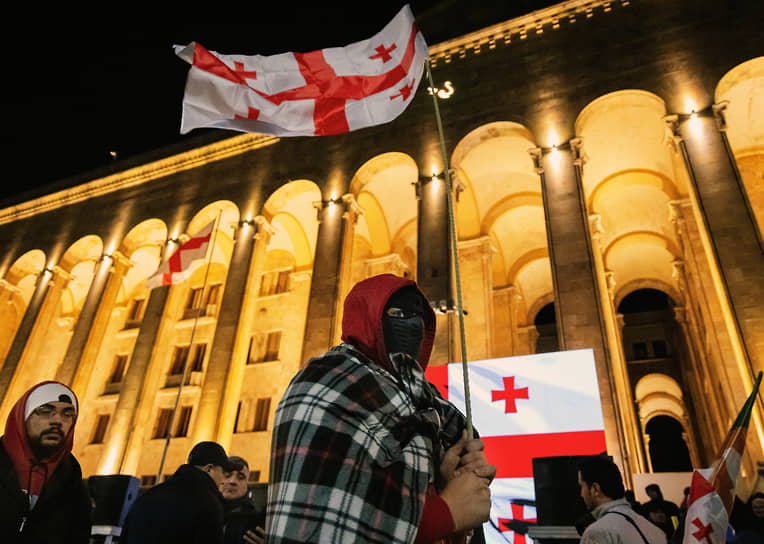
top-left (145, 220), bottom-right (214, 289)
top-left (426, 349), bottom-right (607, 544)
top-left (174, 4), bottom-right (428, 136)
top-left (683, 372), bottom-right (762, 544)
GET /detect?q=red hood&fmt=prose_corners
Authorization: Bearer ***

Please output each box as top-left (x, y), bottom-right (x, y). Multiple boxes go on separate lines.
top-left (2, 380), bottom-right (78, 498)
top-left (341, 274), bottom-right (436, 373)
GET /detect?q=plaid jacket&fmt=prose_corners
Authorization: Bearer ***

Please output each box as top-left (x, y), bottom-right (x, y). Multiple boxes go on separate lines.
top-left (266, 343), bottom-right (466, 543)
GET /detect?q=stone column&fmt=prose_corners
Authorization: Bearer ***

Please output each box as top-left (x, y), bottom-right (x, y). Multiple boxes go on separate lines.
top-left (674, 110), bottom-right (764, 382)
top-left (331, 194), bottom-right (363, 346)
top-left (416, 175), bottom-right (451, 309)
top-left (589, 214), bottom-right (646, 474)
top-left (58, 252), bottom-right (133, 391)
top-left (213, 216), bottom-right (275, 447)
top-left (0, 266), bottom-right (74, 422)
top-left (192, 219), bottom-right (259, 444)
top-left (301, 198), bottom-right (345, 364)
top-left (97, 241), bottom-right (174, 474)
top-left (456, 236), bottom-right (494, 362)
top-left (0, 280), bottom-right (22, 362)
top-left (530, 142), bottom-right (628, 473)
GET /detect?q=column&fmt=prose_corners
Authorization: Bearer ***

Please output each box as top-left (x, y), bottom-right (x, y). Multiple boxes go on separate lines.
top-left (0, 269), bottom-right (52, 405)
top-left (0, 279), bottom-right (22, 362)
top-left (416, 175), bottom-right (451, 308)
top-left (213, 216), bottom-right (275, 447)
top-left (301, 198), bottom-right (345, 363)
top-left (530, 142), bottom-right (628, 472)
top-left (675, 110), bottom-right (764, 376)
top-left (331, 194), bottom-right (363, 346)
top-left (456, 236), bottom-right (493, 361)
top-left (589, 214), bottom-right (646, 475)
top-left (97, 242), bottom-right (174, 474)
top-left (671, 107), bottom-right (764, 460)
top-left (57, 252), bottom-right (133, 391)
top-left (0, 266), bottom-right (74, 423)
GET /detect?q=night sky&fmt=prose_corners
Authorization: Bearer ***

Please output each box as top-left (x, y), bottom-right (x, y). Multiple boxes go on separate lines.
top-left (0, 1), bottom-right (558, 204)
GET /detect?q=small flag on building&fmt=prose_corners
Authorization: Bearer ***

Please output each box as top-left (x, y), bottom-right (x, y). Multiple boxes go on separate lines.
top-left (145, 220), bottom-right (214, 289)
top-left (683, 371), bottom-right (762, 544)
top-left (173, 4), bottom-right (428, 136)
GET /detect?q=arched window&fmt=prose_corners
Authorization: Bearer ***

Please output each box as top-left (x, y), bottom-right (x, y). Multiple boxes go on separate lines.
top-left (645, 415), bottom-right (692, 472)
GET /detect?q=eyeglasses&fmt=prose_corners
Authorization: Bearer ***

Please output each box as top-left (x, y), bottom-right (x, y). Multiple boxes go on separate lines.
top-left (385, 307), bottom-right (422, 319)
top-left (32, 404), bottom-right (76, 420)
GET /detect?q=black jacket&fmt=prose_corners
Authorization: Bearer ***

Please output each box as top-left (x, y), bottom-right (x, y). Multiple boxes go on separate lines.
top-left (0, 441), bottom-right (91, 544)
top-left (223, 495), bottom-right (264, 544)
top-left (121, 464), bottom-right (224, 544)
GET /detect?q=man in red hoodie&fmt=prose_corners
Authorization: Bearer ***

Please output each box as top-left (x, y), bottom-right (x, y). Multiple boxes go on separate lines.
top-left (0, 380), bottom-right (91, 543)
top-left (267, 274), bottom-right (495, 543)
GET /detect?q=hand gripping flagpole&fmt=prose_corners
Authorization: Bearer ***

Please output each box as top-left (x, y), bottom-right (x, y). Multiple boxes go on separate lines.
top-left (157, 210), bottom-right (222, 483)
top-left (425, 58), bottom-right (473, 437)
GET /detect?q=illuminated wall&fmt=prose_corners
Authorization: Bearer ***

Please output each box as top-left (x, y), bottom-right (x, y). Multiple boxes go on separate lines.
top-left (0, 0), bottom-right (762, 493)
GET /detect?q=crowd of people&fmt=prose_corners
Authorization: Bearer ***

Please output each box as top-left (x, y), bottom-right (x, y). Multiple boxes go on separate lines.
top-left (1, 274), bottom-right (763, 543)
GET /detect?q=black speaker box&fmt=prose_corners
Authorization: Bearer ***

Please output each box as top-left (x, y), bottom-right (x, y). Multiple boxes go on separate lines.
top-left (532, 455), bottom-right (597, 527)
top-left (88, 475), bottom-right (140, 527)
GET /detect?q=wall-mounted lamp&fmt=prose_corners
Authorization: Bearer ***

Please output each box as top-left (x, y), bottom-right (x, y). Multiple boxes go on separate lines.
top-left (427, 81), bottom-right (455, 99)
top-left (313, 197), bottom-right (343, 221)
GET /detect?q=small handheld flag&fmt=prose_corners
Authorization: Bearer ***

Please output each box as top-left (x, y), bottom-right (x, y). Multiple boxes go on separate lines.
top-left (683, 371), bottom-right (762, 544)
top-left (145, 220), bottom-right (214, 289)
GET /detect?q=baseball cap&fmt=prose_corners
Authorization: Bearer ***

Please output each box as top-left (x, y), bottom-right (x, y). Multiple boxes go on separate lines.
top-left (25, 382), bottom-right (78, 420)
top-left (187, 441), bottom-right (234, 470)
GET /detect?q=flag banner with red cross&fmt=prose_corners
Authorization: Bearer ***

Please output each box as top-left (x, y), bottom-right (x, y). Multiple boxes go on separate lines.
top-left (425, 349), bottom-right (606, 544)
top-left (173, 4), bottom-right (428, 137)
top-left (682, 371), bottom-right (762, 544)
top-left (145, 220), bottom-right (214, 289)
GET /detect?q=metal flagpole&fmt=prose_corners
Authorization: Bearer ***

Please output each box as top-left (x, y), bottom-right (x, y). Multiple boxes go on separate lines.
top-left (425, 58), bottom-right (474, 437)
top-left (157, 210), bottom-right (222, 482)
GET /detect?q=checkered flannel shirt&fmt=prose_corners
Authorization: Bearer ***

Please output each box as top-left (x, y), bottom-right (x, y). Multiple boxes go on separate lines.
top-left (266, 343), bottom-right (466, 543)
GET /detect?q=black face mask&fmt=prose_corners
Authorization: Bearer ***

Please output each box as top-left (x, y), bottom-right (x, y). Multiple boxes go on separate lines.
top-left (382, 288), bottom-right (425, 360)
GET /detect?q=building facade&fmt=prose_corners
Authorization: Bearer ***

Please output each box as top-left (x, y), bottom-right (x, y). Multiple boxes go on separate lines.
top-left (1, 0), bottom-right (763, 492)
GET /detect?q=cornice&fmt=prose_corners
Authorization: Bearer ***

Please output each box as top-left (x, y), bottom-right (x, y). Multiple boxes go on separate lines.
top-left (0, 133), bottom-right (278, 226)
top-left (428, 0), bottom-right (630, 66)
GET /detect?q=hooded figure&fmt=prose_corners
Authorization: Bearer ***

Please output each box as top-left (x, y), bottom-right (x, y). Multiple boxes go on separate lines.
top-left (267, 274), bottom-right (494, 544)
top-left (0, 380), bottom-right (91, 543)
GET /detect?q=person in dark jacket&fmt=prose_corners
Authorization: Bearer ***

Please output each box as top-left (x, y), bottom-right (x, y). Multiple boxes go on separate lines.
top-left (730, 492), bottom-right (764, 543)
top-left (0, 380), bottom-right (91, 544)
top-left (121, 440), bottom-right (233, 544)
top-left (220, 456), bottom-right (264, 544)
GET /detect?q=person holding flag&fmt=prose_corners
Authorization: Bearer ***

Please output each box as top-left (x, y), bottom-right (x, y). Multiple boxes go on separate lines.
top-left (267, 274), bottom-right (495, 543)
top-left (682, 372), bottom-right (762, 544)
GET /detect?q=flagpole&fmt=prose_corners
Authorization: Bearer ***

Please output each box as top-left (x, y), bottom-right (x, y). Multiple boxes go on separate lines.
top-left (157, 210), bottom-right (222, 483)
top-left (425, 58), bottom-right (473, 437)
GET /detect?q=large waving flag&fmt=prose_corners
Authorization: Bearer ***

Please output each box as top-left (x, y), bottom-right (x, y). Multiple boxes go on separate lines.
top-left (145, 220), bottom-right (214, 289)
top-left (426, 350), bottom-right (607, 544)
top-left (683, 372), bottom-right (762, 544)
top-left (174, 5), bottom-right (428, 136)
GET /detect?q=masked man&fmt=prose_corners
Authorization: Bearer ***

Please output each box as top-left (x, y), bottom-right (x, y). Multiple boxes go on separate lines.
top-left (267, 274), bottom-right (495, 543)
top-left (0, 381), bottom-right (91, 543)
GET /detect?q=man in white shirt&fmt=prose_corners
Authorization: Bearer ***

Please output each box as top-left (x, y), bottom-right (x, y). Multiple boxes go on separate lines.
top-left (578, 456), bottom-right (667, 544)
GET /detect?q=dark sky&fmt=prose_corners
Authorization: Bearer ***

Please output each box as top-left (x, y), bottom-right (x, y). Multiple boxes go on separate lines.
top-left (0, 2), bottom-right (557, 203)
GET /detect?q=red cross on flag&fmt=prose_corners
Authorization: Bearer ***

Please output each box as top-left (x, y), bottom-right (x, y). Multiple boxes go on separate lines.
top-left (145, 220), bottom-right (214, 289)
top-left (173, 5), bottom-right (428, 137)
top-left (426, 349), bottom-right (607, 544)
top-left (682, 372), bottom-right (762, 544)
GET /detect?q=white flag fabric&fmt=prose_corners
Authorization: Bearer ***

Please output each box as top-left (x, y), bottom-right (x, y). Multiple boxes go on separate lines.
top-left (426, 350), bottom-right (607, 544)
top-left (145, 220), bottom-right (214, 289)
top-left (174, 5), bottom-right (428, 136)
top-left (683, 469), bottom-right (727, 544)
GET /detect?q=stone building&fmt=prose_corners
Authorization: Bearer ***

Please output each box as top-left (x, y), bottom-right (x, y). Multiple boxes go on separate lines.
top-left (1, 0), bottom-right (763, 492)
